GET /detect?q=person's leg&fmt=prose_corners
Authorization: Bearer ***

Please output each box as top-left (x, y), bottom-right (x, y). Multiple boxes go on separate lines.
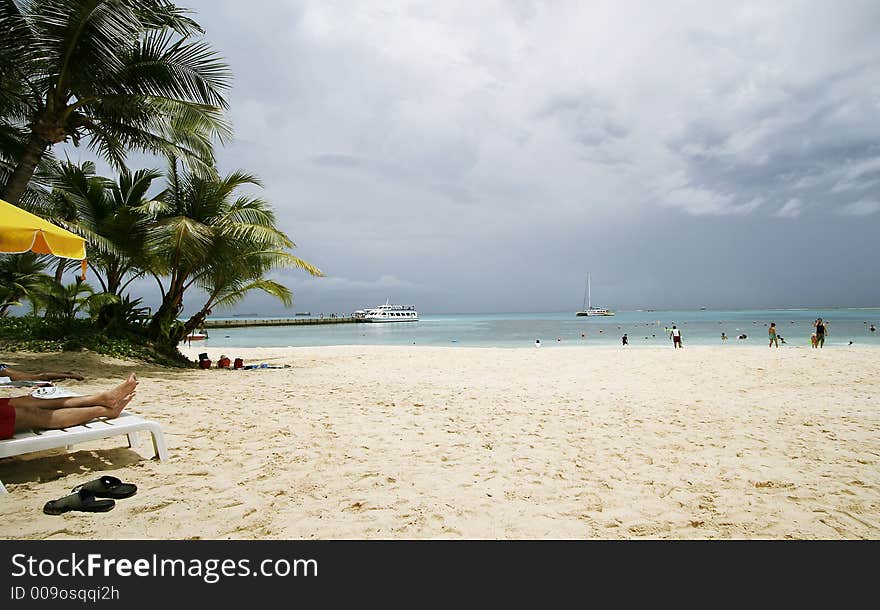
top-left (13, 403), bottom-right (127, 432)
top-left (11, 374), bottom-right (137, 412)
top-left (10, 374), bottom-right (137, 433)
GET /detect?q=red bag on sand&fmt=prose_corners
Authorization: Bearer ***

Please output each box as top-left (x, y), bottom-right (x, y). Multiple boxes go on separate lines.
top-left (199, 359), bottom-right (212, 369)
top-left (233, 358), bottom-right (244, 369)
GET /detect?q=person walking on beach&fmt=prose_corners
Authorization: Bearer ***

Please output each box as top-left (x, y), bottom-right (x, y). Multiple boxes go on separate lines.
top-left (0, 374), bottom-right (138, 439)
top-left (670, 325), bottom-right (682, 348)
top-left (814, 318), bottom-right (828, 348)
top-left (621, 333), bottom-right (628, 346)
top-left (768, 323), bottom-right (779, 348)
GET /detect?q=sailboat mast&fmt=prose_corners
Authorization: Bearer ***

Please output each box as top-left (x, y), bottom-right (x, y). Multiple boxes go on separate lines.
top-left (588, 273), bottom-right (592, 309)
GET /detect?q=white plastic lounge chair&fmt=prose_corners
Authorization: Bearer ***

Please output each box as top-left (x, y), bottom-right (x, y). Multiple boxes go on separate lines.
top-left (0, 412), bottom-right (168, 494)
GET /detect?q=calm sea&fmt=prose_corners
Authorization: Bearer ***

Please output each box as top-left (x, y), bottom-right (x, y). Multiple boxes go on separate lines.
top-left (191, 309), bottom-right (880, 349)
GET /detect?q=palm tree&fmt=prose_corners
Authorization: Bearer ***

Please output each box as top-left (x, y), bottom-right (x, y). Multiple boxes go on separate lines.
top-left (34, 276), bottom-right (116, 324)
top-left (39, 159), bottom-right (112, 283)
top-left (0, 0), bottom-right (232, 205)
top-left (0, 252), bottom-right (52, 315)
top-left (145, 159), bottom-right (323, 344)
top-left (180, 248), bottom-right (300, 338)
top-left (42, 159), bottom-right (161, 293)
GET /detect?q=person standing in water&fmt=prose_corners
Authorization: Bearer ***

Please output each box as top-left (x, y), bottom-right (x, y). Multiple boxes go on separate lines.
top-left (768, 322), bottom-right (779, 348)
top-left (814, 318), bottom-right (828, 348)
top-left (621, 333), bottom-right (628, 346)
top-left (670, 325), bottom-right (682, 348)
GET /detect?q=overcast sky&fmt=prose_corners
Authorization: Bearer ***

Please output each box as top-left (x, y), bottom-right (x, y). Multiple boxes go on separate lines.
top-left (68, 1), bottom-right (880, 314)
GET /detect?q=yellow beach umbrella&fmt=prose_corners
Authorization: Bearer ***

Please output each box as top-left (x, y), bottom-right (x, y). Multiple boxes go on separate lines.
top-left (0, 197), bottom-right (87, 276)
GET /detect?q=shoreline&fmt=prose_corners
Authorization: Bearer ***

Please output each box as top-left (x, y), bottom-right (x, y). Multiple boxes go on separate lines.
top-left (1, 345), bottom-right (878, 539)
top-left (180, 344), bottom-right (880, 356)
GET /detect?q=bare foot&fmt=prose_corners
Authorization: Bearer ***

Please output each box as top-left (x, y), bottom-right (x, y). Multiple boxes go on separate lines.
top-left (97, 373), bottom-right (139, 407)
top-left (105, 391), bottom-right (136, 418)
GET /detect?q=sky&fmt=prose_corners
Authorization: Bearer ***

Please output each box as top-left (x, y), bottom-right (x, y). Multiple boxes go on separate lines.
top-left (64, 0), bottom-right (880, 314)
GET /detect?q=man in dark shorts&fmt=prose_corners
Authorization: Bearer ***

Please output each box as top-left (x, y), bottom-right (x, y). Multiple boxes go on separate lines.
top-left (814, 318), bottom-right (828, 348)
top-left (0, 375), bottom-right (137, 440)
top-left (670, 325), bottom-right (682, 348)
top-left (621, 334), bottom-right (628, 346)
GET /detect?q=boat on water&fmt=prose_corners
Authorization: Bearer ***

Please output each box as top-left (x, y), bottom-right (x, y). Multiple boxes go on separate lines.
top-left (359, 300), bottom-right (419, 322)
top-left (183, 331), bottom-right (208, 342)
top-left (576, 274), bottom-right (614, 317)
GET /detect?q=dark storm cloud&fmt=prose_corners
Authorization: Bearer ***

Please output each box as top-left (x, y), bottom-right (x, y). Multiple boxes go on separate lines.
top-left (109, 1), bottom-right (880, 314)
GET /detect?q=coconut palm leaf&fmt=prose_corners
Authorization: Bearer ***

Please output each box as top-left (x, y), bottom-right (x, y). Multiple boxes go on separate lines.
top-left (0, 0), bottom-right (231, 204)
top-left (147, 161), bottom-right (323, 341)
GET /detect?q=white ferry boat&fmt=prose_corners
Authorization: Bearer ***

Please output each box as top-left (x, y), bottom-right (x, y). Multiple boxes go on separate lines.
top-left (359, 300), bottom-right (419, 322)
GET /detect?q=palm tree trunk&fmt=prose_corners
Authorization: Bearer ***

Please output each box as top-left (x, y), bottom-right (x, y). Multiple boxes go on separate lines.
top-left (54, 260), bottom-right (68, 284)
top-left (182, 309), bottom-right (210, 338)
top-left (1, 133), bottom-right (48, 205)
top-left (182, 293), bottom-right (219, 337)
top-left (147, 281), bottom-right (186, 342)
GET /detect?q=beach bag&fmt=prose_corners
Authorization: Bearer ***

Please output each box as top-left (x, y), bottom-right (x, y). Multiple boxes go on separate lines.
top-left (233, 358), bottom-right (244, 369)
top-left (199, 359), bottom-right (212, 369)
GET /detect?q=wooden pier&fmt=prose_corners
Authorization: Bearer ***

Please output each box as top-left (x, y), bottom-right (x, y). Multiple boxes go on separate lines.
top-left (202, 317), bottom-right (362, 329)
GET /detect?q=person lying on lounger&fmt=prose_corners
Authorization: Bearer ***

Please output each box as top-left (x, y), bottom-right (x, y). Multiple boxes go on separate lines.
top-left (0, 363), bottom-right (84, 382)
top-left (0, 374), bottom-right (138, 440)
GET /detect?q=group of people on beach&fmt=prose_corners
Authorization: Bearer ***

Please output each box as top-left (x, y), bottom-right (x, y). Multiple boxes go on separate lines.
top-left (669, 317), bottom-right (836, 348)
top-left (765, 317), bottom-right (832, 348)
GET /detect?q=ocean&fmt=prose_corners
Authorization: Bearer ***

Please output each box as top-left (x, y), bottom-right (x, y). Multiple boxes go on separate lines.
top-left (190, 308), bottom-right (880, 349)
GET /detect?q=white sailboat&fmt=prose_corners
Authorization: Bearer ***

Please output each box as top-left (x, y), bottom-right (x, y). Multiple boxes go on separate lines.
top-left (576, 273), bottom-right (614, 316)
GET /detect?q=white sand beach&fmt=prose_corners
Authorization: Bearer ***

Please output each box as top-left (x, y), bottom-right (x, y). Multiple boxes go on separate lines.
top-left (1, 345), bottom-right (878, 539)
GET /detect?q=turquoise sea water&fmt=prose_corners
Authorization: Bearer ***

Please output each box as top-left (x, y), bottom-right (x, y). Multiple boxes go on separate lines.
top-left (190, 309), bottom-right (880, 349)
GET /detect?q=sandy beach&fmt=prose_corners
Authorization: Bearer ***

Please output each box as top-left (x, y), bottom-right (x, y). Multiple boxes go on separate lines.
top-left (1, 345), bottom-right (878, 539)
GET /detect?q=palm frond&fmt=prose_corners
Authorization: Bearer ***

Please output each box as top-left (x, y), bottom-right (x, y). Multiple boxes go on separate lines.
top-left (212, 279), bottom-right (293, 310)
top-left (118, 29), bottom-right (231, 108)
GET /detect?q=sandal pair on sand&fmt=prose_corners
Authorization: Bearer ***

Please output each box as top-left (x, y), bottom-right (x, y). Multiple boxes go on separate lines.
top-left (43, 476), bottom-right (137, 515)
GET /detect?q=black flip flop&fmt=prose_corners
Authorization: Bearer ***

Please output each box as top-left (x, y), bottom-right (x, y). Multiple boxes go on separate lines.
top-left (43, 490), bottom-right (115, 515)
top-left (72, 475), bottom-right (137, 499)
